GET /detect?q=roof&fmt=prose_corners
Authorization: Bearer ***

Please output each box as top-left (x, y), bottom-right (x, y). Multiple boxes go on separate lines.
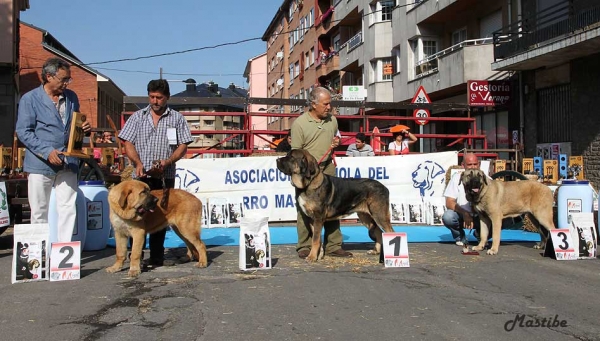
top-left (261, 0), bottom-right (292, 41)
top-left (172, 82), bottom-right (248, 110)
top-left (243, 52), bottom-right (267, 79)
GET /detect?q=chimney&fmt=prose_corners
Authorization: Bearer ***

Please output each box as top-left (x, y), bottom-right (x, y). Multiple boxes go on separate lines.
top-left (229, 82), bottom-right (236, 90)
top-left (207, 81), bottom-right (219, 93)
top-left (184, 78), bottom-right (197, 92)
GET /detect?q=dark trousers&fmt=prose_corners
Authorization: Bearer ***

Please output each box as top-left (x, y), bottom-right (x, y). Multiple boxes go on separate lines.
top-left (133, 177), bottom-right (175, 261)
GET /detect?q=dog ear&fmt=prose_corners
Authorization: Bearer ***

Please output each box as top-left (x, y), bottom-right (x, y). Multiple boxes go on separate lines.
top-left (482, 172), bottom-right (489, 185)
top-left (118, 190), bottom-right (130, 209)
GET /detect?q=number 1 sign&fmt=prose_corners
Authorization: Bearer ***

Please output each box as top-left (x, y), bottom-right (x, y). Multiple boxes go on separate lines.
top-left (50, 241), bottom-right (81, 281)
top-left (382, 232), bottom-right (410, 268)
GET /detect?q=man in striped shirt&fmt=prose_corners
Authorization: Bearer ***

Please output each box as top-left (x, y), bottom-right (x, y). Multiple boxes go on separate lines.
top-left (118, 79), bottom-right (193, 267)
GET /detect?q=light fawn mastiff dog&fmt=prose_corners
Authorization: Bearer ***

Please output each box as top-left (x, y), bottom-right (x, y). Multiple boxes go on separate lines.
top-left (276, 149), bottom-right (394, 262)
top-left (106, 180), bottom-right (207, 277)
top-left (460, 169), bottom-right (556, 255)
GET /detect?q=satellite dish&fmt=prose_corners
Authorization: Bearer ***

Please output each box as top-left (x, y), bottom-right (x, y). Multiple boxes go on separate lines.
top-left (276, 79), bottom-right (284, 86)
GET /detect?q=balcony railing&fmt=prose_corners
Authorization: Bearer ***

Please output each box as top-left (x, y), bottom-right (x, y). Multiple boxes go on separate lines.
top-left (340, 31), bottom-right (363, 53)
top-left (493, 0), bottom-right (600, 61)
top-left (414, 38), bottom-right (492, 77)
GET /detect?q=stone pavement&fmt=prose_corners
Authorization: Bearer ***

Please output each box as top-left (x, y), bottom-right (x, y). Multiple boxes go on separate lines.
top-left (0, 228), bottom-right (599, 341)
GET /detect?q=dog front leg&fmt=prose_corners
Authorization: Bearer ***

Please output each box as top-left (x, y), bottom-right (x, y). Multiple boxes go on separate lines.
top-left (472, 218), bottom-right (490, 252)
top-left (106, 231), bottom-right (129, 273)
top-left (487, 216), bottom-right (503, 255)
top-left (128, 229), bottom-right (146, 277)
top-left (306, 221), bottom-right (323, 262)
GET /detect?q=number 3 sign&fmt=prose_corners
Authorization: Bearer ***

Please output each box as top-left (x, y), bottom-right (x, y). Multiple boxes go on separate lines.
top-left (382, 232), bottom-right (410, 267)
top-left (544, 229), bottom-right (577, 260)
top-left (50, 241), bottom-right (81, 281)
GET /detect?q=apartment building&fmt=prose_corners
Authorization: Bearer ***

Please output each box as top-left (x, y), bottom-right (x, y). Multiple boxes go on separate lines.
top-left (335, 0), bottom-right (514, 154)
top-left (262, 0), bottom-right (340, 131)
top-left (0, 0), bottom-right (28, 146)
top-left (492, 0), bottom-right (600, 188)
top-left (171, 80), bottom-right (247, 154)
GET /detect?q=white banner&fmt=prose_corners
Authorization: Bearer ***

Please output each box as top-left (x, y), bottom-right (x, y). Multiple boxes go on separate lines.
top-left (175, 151), bottom-right (457, 224)
top-left (0, 182), bottom-right (10, 227)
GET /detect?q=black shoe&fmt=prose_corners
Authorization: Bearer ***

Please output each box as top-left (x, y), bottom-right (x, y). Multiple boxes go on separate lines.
top-left (142, 258), bottom-right (164, 269)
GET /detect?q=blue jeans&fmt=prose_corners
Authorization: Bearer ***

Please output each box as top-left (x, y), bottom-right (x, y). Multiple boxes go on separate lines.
top-left (442, 210), bottom-right (480, 240)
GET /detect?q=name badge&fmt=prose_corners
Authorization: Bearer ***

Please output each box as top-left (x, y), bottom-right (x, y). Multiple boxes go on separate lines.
top-left (167, 128), bottom-right (177, 145)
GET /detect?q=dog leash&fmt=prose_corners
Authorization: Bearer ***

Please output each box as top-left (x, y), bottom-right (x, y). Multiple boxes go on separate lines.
top-left (317, 147), bottom-right (336, 167)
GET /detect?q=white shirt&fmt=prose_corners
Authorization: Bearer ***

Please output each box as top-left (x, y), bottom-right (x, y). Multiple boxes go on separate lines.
top-left (388, 140), bottom-right (409, 154)
top-left (443, 171), bottom-right (471, 213)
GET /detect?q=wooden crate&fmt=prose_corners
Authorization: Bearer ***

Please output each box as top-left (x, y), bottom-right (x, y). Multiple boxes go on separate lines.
top-left (522, 158), bottom-right (534, 174)
top-left (17, 148), bottom-right (26, 168)
top-left (1, 147), bottom-right (12, 169)
top-left (495, 159), bottom-right (507, 173)
top-left (569, 156), bottom-right (585, 180)
top-left (543, 159), bottom-right (558, 183)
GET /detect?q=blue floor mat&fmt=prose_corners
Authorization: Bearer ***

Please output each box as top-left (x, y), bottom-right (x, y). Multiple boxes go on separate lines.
top-left (106, 225), bottom-right (541, 248)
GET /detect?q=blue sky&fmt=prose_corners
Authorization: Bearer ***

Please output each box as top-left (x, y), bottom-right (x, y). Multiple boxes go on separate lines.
top-left (21, 0), bottom-right (281, 96)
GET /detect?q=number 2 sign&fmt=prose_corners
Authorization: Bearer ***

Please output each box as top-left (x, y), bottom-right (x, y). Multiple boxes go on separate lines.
top-left (382, 232), bottom-right (410, 268)
top-left (50, 241), bottom-right (81, 281)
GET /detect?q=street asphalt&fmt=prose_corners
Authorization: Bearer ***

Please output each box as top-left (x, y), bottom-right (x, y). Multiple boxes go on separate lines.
top-left (1, 227), bottom-right (599, 341)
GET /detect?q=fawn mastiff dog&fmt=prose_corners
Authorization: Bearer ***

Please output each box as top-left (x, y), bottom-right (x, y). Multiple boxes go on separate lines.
top-left (106, 180), bottom-right (207, 277)
top-left (460, 169), bottom-right (556, 255)
top-left (276, 149), bottom-right (394, 262)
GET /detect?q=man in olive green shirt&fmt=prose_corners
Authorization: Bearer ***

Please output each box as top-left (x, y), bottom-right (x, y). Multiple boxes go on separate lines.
top-left (290, 87), bottom-right (353, 259)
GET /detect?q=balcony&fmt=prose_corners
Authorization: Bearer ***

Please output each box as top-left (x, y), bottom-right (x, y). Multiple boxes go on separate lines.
top-left (339, 31), bottom-right (363, 69)
top-left (493, 1), bottom-right (600, 71)
top-left (315, 53), bottom-right (339, 78)
top-left (405, 38), bottom-right (495, 99)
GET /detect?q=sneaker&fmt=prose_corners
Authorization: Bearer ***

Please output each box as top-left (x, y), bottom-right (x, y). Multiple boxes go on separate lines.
top-left (455, 237), bottom-right (466, 246)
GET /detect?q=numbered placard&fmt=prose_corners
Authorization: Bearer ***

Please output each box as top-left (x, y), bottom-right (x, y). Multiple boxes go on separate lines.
top-left (544, 229), bottom-right (577, 261)
top-left (50, 241), bottom-right (81, 281)
top-left (382, 232), bottom-right (410, 268)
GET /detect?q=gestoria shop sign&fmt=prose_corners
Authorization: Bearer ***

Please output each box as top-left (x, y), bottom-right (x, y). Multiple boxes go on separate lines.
top-left (468, 80), bottom-right (511, 106)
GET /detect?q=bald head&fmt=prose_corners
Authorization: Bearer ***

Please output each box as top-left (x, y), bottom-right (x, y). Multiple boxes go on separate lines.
top-left (463, 153), bottom-right (480, 170)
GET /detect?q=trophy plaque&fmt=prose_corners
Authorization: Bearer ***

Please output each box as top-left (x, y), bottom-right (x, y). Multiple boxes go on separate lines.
top-left (63, 112), bottom-right (90, 158)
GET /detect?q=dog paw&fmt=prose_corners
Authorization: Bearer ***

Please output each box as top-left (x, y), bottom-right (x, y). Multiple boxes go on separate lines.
top-left (472, 245), bottom-right (485, 251)
top-left (305, 254), bottom-right (318, 262)
top-left (127, 268), bottom-right (141, 277)
top-left (105, 265), bottom-right (121, 273)
top-left (366, 250), bottom-right (380, 255)
top-left (486, 249), bottom-right (498, 255)
top-left (533, 243), bottom-right (545, 249)
top-left (194, 261), bottom-right (208, 268)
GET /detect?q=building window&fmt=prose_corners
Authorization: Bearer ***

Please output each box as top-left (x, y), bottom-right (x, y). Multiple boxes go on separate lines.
top-left (295, 61), bottom-right (300, 78)
top-left (203, 120), bottom-right (214, 127)
top-left (289, 65), bottom-right (295, 85)
top-left (392, 45), bottom-right (401, 73)
top-left (333, 33), bottom-right (340, 53)
top-left (305, 51), bottom-right (310, 69)
top-left (423, 40), bottom-right (437, 58)
top-left (382, 58), bottom-right (393, 80)
top-left (289, 35), bottom-right (294, 52)
top-left (452, 27), bottom-right (467, 46)
top-left (310, 47), bottom-right (315, 65)
top-left (309, 8), bottom-right (314, 26)
top-left (381, 1), bottom-right (395, 21)
top-left (289, 2), bottom-right (295, 21)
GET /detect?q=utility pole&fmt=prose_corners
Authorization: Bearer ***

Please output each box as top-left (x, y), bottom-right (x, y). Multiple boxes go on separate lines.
top-left (159, 67), bottom-right (163, 79)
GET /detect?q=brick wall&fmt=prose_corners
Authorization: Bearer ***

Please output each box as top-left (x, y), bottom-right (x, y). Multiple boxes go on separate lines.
top-left (19, 24), bottom-right (100, 127)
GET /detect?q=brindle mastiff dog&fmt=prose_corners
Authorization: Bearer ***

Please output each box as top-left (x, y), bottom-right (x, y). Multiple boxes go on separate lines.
top-left (106, 180), bottom-right (208, 277)
top-left (276, 149), bottom-right (394, 262)
top-left (461, 169), bottom-right (556, 255)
